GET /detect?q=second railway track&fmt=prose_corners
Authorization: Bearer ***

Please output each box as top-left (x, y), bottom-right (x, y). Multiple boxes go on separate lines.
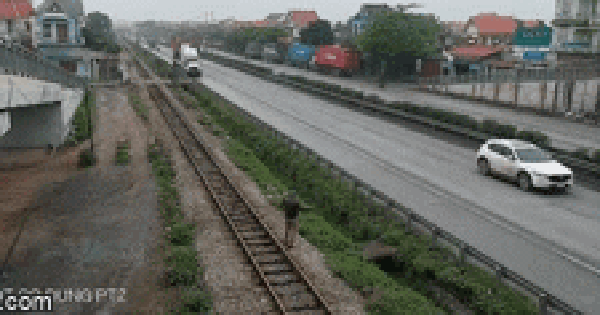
top-left (128, 41), bottom-right (333, 315)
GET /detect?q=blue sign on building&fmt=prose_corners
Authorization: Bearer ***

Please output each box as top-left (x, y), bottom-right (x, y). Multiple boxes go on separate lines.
top-left (523, 51), bottom-right (546, 61)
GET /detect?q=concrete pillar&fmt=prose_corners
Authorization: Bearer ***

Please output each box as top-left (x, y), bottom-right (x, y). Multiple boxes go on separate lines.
top-left (94, 59), bottom-right (100, 79)
top-left (51, 22), bottom-right (57, 43)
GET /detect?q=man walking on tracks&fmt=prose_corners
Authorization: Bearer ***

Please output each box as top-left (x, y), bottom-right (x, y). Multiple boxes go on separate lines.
top-left (283, 191), bottom-right (302, 249)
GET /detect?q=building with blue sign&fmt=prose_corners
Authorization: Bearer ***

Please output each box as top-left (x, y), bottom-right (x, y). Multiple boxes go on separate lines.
top-left (512, 22), bottom-right (553, 66)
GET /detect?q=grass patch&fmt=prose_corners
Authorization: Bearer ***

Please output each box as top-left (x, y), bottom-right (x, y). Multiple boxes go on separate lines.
top-left (115, 141), bottom-right (131, 166)
top-left (129, 93), bottom-right (149, 121)
top-left (78, 148), bottom-right (96, 168)
top-left (65, 90), bottom-right (95, 147)
top-left (147, 143), bottom-right (212, 313)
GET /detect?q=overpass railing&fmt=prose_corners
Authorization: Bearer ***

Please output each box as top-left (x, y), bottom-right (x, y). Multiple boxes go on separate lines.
top-left (0, 48), bottom-right (89, 89)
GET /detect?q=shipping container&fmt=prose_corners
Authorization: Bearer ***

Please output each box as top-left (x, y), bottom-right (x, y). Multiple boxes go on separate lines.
top-left (313, 44), bottom-right (362, 76)
top-left (287, 43), bottom-right (316, 69)
top-left (419, 59), bottom-right (442, 78)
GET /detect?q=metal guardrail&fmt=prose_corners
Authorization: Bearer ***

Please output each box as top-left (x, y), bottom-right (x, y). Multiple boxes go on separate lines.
top-left (195, 50), bottom-right (587, 315)
top-left (0, 48), bottom-right (89, 89)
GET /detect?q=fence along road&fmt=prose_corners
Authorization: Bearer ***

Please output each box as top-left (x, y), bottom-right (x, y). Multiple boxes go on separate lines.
top-left (419, 65), bottom-right (600, 123)
top-left (188, 56), bottom-right (600, 314)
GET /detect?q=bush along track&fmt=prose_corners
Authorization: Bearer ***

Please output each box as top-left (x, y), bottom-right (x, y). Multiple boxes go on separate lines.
top-left (198, 50), bottom-right (600, 178)
top-left (64, 89), bottom-right (96, 167)
top-left (147, 142), bottom-right (213, 314)
top-left (170, 83), bottom-right (542, 315)
top-left (128, 92), bottom-right (150, 122)
top-left (127, 69), bottom-right (213, 313)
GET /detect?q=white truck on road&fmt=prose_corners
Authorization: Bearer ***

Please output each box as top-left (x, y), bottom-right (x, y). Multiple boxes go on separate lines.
top-left (173, 41), bottom-right (202, 77)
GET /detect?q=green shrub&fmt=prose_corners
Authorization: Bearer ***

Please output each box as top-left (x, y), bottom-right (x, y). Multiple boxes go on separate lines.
top-left (477, 119), bottom-right (517, 138)
top-left (115, 142), bottom-right (130, 166)
top-left (325, 251), bottom-right (444, 314)
top-left (495, 124), bottom-right (518, 139)
top-left (180, 289), bottom-right (212, 313)
top-left (479, 119), bottom-right (500, 135)
top-left (78, 148), bottom-right (95, 168)
top-left (299, 212), bottom-right (356, 252)
top-left (516, 130), bottom-right (551, 149)
top-left (592, 149), bottom-right (600, 164)
top-left (393, 102), bottom-right (413, 112)
top-left (167, 246), bottom-right (197, 286)
top-left (169, 223), bottom-right (196, 246)
top-left (572, 147), bottom-right (590, 161)
top-left (67, 90), bottom-right (94, 143)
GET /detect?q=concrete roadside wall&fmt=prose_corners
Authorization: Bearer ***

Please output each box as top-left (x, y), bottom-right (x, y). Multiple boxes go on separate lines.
top-left (429, 79), bottom-right (599, 115)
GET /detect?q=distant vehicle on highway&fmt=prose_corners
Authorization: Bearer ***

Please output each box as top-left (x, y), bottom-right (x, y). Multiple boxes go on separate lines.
top-left (261, 43), bottom-right (286, 64)
top-left (245, 42), bottom-right (262, 59)
top-left (476, 139), bottom-right (573, 193)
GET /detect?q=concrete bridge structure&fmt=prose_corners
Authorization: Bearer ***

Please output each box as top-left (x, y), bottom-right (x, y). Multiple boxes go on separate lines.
top-left (0, 48), bottom-right (121, 148)
top-left (0, 75), bottom-right (84, 148)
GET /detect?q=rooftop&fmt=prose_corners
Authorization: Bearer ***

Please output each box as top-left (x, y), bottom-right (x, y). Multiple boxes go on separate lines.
top-left (0, 0), bottom-right (33, 19)
top-left (469, 12), bottom-right (518, 35)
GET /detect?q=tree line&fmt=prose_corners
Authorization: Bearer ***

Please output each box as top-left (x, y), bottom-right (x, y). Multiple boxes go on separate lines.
top-left (209, 10), bottom-right (441, 78)
top-left (82, 11), bottom-right (121, 54)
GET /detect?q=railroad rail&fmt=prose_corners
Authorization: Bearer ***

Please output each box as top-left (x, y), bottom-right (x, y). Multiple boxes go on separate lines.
top-left (126, 40), bottom-right (333, 315)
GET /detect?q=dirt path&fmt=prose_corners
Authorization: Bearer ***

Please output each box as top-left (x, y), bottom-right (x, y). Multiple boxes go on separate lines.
top-left (0, 143), bottom-right (90, 259)
top-left (0, 83), bottom-right (175, 313)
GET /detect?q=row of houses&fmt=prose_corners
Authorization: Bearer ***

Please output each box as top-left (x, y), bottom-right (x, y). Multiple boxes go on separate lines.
top-left (1, 0), bottom-right (114, 78)
top-left (219, 10), bottom-right (319, 40)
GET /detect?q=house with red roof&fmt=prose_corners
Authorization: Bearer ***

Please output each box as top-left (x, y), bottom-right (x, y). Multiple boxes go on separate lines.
top-left (0, 0), bottom-right (35, 48)
top-left (288, 10), bottom-right (318, 38)
top-left (465, 12), bottom-right (518, 46)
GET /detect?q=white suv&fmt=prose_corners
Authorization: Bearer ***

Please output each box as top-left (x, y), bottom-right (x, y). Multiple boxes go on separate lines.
top-left (477, 139), bottom-right (573, 192)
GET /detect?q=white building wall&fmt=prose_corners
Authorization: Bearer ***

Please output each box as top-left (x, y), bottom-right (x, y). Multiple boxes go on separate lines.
top-left (0, 76), bottom-right (84, 147)
top-left (0, 103), bottom-right (63, 147)
top-left (0, 20), bottom-right (8, 34)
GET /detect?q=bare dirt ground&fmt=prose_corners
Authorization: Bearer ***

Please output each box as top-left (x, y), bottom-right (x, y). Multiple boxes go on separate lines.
top-left (0, 143), bottom-right (90, 259)
top-left (0, 81), bottom-right (178, 314)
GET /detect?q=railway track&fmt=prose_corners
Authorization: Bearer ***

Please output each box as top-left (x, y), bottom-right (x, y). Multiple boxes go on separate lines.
top-left (127, 41), bottom-right (333, 315)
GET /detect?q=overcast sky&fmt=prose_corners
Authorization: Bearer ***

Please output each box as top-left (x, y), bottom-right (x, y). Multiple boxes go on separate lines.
top-left (33, 0), bottom-right (556, 24)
